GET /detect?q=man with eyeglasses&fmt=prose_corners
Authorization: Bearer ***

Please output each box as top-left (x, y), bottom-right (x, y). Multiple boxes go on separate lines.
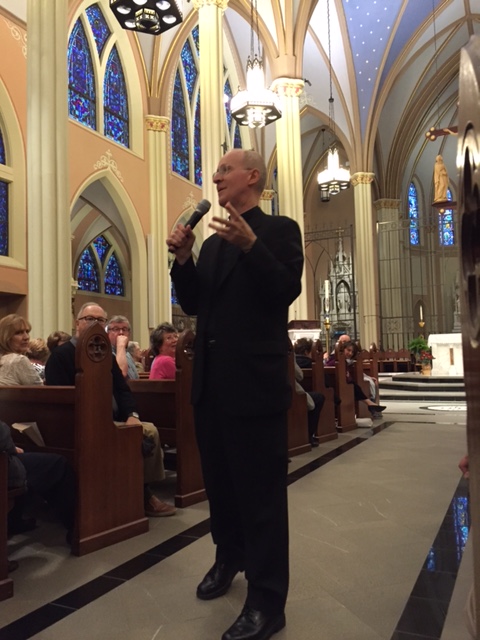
top-left (45, 303), bottom-right (176, 518)
top-left (106, 315), bottom-right (139, 381)
top-left (167, 149), bottom-right (304, 640)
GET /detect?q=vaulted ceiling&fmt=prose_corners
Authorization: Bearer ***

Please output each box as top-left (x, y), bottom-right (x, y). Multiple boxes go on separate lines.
top-left (4, 0), bottom-right (479, 206)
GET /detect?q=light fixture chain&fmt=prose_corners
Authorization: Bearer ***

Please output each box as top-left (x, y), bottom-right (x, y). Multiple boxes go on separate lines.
top-left (327, 0), bottom-right (335, 135)
top-left (431, 0), bottom-right (440, 124)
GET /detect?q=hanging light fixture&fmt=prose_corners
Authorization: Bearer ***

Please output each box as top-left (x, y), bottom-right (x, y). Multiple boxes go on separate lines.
top-left (109, 0), bottom-right (182, 36)
top-left (317, 0), bottom-right (350, 197)
top-left (230, 0), bottom-right (281, 128)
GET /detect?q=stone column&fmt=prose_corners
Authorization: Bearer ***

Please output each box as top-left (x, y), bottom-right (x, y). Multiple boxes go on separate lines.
top-left (192, 0), bottom-right (228, 235)
top-left (374, 199), bottom-right (406, 349)
top-left (351, 172), bottom-right (379, 348)
top-left (146, 115), bottom-right (171, 327)
top-left (27, 0), bottom-right (71, 335)
top-left (260, 189), bottom-right (275, 215)
top-left (271, 78), bottom-right (308, 321)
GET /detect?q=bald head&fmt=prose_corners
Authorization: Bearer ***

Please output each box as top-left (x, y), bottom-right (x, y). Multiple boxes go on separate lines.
top-left (75, 303), bottom-right (108, 337)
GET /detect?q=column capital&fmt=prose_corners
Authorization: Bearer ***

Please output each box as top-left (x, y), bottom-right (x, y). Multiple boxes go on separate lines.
top-left (261, 189), bottom-right (275, 201)
top-left (351, 172), bottom-right (375, 186)
top-left (373, 198), bottom-right (401, 211)
top-left (145, 115), bottom-right (170, 133)
top-left (192, 0), bottom-right (228, 10)
top-left (271, 78), bottom-right (304, 97)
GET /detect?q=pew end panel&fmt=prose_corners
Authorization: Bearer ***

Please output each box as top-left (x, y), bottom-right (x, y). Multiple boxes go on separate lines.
top-left (312, 340), bottom-right (338, 442)
top-left (287, 343), bottom-right (311, 457)
top-left (73, 325), bottom-right (148, 555)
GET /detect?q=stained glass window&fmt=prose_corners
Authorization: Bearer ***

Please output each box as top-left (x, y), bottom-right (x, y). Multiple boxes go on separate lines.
top-left (85, 4), bottom-right (110, 56)
top-left (408, 183), bottom-right (419, 246)
top-left (171, 70), bottom-right (189, 178)
top-left (194, 91), bottom-right (202, 186)
top-left (104, 46), bottom-right (129, 147)
top-left (224, 79), bottom-right (233, 131)
top-left (68, 19), bottom-right (97, 130)
top-left (439, 188), bottom-right (455, 246)
top-left (93, 235), bottom-right (110, 264)
top-left (0, 180), bottom-right (8, 256)
top-left (192, 25), bottom-right (200, 55)
top-left (0, 128), bottom-right (5, 164)
top-left (77, 247), bottom-right (100, 292)
top-left (104, 253), bottom-right (124, 295)
top-left (181, 39), bottom-right (197, 103)
top-left (233, 124), bottom-right (242, 149)
top-left (171, 281), bottom-right (179, 306)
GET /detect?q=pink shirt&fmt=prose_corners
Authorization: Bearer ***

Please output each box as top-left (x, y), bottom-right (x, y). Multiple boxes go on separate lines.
top-left (149, 355), bottom-right (176, 379)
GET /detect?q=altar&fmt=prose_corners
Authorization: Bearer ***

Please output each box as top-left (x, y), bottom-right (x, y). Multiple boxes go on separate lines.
top-left (428, 333), bottom-right (463, 376)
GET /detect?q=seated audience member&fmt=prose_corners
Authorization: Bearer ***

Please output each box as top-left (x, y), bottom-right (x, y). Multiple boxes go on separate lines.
top-left (1, 420), bottom-right (75, 541)
top-left (106, 315), bottom-right (139, 381)
top-left (0, 315), bottom-right (43, 386)
top-left (47, 330), bottom-right (72, 352)
top-left (26, 338), bottom-right (50, 381)
top-left (294, 338), bottom-right (314, 369)
top-left (344, 342), bottom-right (379, 402)
top-left (149, 323), bottom-right (178, 380)
top-left (128, 341), bottom-right (145, 374)
top-left (294, 361), bottom-right (324, 446)
top-left (339, 341), bottom-right (385, 416)
top-left (45, 303), bottom-right (175, 517)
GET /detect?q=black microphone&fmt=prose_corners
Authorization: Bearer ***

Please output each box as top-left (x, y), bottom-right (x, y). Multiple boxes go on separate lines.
top-left (185, 198), bottom-right (211, 230)
top-left (168, 199), bottom-right (211, 253)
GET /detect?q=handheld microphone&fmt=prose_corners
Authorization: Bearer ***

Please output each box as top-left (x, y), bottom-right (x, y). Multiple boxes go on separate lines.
top-left (168, 199), bottom-right (211, 254)
top-left (185, 199), bottom-right (211, 230)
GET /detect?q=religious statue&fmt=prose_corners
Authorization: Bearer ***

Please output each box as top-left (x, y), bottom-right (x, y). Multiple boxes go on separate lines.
top-left (433, 154), bottom-right (449, 202)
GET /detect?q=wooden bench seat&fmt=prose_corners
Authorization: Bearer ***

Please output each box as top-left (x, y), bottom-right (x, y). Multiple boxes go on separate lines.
top-left (0, 453), bottom-right (24, 601)
top-left (0, 323), bottom-right (148, 557)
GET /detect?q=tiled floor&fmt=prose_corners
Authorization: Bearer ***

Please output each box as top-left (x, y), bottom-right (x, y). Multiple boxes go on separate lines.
top-left (0, 400), bottom-right (471, 640)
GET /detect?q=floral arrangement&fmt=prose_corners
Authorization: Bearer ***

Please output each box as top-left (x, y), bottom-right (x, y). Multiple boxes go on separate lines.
top-left (418, 348), bottom-right (434, 365)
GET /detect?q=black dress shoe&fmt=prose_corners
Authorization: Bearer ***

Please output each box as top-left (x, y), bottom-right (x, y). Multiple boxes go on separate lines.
top-left (222, 606), bottom-right (286, 640)
top-left (196, 562), bottom-right (241, 600)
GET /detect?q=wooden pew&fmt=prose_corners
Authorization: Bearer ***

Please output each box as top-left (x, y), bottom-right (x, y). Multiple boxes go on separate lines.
top-left (350, 351), bottom-right (372, 418)
top-left (287, 342), bottom-right (311, 456)
top-left (128, 330), bottom-right (206, 508)
top-left (0, 323), bottom-right (148, 556)
top-left (0, 453), bottom-right (24, 601)
top-left (298, 342), bottom-right (338, 443)
top-left (324, 342), bottom-right (357, 432)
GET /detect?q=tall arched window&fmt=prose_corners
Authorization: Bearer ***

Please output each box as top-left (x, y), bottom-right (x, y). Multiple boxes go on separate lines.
top-left (104, 46), bottom-right (129, 147)
top-left (77, 234), bottom-right (125, 296)
top-left (68, 4), bottom-right (130, 148)
top-left (171, 26), bottom-right (243, 185)
top-left (439, 188), bottom-right (455, 246)
top-left (408, 183), bottom-right (419, 246)
top-left (0, 126), bottom-right (7, 256)
top-left (68, 19), bottom-right (97, 130)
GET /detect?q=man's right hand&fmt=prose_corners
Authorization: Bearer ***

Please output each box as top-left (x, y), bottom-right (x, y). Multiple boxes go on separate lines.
top-left (166, 223), bottom-right (195, 265)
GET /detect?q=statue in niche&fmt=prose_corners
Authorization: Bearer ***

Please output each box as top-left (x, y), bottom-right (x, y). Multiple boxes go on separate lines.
top-left (336, 281), bottom-right (351, 313)
top-left (433, 154), bottom-right (449, 202)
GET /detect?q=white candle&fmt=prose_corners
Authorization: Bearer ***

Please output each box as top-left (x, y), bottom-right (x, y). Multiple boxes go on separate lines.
top-left (324, 280), bottom-right (330, 313)
top-left (419, 304), bottom-right (423, 321)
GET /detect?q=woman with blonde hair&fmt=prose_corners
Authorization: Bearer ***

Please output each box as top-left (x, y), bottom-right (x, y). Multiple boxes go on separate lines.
top-left (0, 314), bottom-right (43, 385)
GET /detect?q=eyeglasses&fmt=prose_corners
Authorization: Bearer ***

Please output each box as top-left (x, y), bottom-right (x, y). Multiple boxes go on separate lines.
top-left (78, 315), bottom-right (108, 325)
top-left (108, 326), bottom-right (131, 334)
top-left (212, 165), bottom-right (252, 180)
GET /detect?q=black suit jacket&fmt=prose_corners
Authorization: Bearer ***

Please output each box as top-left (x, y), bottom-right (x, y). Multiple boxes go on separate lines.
top-left (45, 340), bottom-right (137, 421)
top-left (171, 206), bottom-right (304, 416)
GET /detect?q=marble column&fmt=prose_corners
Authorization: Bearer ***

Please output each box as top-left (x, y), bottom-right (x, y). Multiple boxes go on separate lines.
top-left (351, 172), bottom-right (379, 348)
top-left (374, 199), bottom-right (406, 349)
top-left (146, 115), bottom-right (171, 327)
top-left (192, 0), bottom-right (228, 235)
top-left (27, 0), bottom-right (71, 335)
top-left (271, 78), bottom-right (308, 321)
top-left (260, 189), bottom-right (275, 215)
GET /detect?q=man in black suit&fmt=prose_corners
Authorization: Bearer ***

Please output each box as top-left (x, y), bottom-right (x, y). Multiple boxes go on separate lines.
top-left (167, 149), bottom-right (304, 640)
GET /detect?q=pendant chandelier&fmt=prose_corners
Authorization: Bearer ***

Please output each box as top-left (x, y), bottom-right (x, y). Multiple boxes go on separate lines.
top-left (230, 0), bottom-right (281, 128)
top-left (317, 0), bottom-right (350, 199)
top-left (109, 0), bottom-right (183, 36)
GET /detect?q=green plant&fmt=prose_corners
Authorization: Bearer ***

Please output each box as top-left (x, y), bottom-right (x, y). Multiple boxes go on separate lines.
top-left (408, 336), bottom-right (429, 355)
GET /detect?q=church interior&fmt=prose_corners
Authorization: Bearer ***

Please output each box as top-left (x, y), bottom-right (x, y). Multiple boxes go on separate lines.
top-left (0, 0), bottom-right (478, 638)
